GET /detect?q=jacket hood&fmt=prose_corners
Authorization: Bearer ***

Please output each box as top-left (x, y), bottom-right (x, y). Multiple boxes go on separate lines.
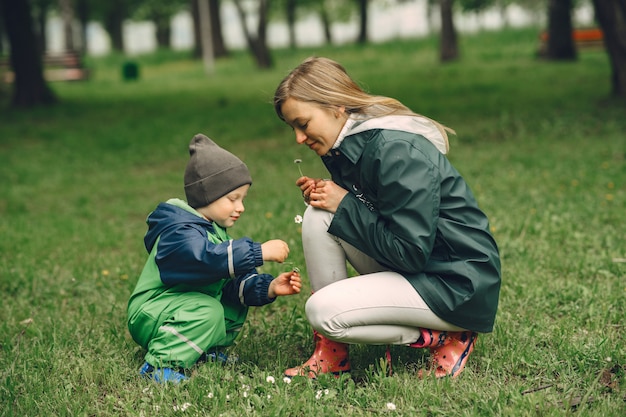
top-left (144, 198), bottom-right (211, 253)
top-left (350, 115), bottom-right (448, 154)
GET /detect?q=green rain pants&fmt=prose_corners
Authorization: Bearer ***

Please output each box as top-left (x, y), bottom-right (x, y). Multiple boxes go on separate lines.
top-left (128, 291), bottom-right (248, 369)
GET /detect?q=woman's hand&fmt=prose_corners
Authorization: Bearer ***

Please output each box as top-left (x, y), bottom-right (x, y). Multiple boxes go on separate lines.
top-left (308, 179), bottom-right (348, 213)
top-left (261, 239), bottom-right (289, 263)
top-left (268, 269), bottom-right (302, 298)
top-left (296, 176), bottom-right (317, 204)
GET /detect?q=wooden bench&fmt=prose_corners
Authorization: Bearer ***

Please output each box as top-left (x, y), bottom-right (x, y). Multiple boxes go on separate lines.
top-left (0, 51), bottom-right (90, 83)
top-left (538, 28), bottom-right (604, 55)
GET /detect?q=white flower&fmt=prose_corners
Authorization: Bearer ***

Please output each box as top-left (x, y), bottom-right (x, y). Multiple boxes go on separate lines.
top-left (386, 402), bottom-right (397, 410)
top-left (266, 375), bottom-right (276, 384)
top-left (243, 391), bottom-right (248, 398)
top-left (294, 215), bottom-right (303, 224)
top-left (283, 377), bottom-right (292, 384)
top-left (207, 392), bottom-right (214, 399)
top-left (173, 402), bottom-right (192, 411)
top-left (315, 390), bottom-right (323, 400)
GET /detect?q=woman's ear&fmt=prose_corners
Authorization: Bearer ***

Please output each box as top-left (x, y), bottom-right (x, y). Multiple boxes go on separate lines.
top-left (335, 106), bottom-right (346, 118)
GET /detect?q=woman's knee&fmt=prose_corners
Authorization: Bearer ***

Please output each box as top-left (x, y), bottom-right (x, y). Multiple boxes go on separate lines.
top-left (305, 292), bottom-right (343, 338)
top-left (302, 206), bottom-right (333, 238)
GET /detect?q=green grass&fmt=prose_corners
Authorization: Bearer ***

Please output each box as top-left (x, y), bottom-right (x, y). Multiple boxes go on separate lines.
top-left (1, 28), bottom-right (625, 416)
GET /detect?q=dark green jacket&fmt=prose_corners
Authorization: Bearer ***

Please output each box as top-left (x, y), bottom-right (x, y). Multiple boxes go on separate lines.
top-left (323, 116), bottom-right (501, 333)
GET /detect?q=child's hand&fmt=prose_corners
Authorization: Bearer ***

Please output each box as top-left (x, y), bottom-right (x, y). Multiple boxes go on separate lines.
top-left (261, 239), bottom-right (289, 263)
top-left (268, 270), bottom-right (302, 298)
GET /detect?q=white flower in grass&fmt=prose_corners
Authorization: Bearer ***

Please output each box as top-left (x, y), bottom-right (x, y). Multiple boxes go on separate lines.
top-left (173, 402), bottom-right (192, 411)
top-left (294, 214), bottom-right (303, 224)
top-left (266, 375), bottom-right (276, 384)
top-left (386, 402), bottom-right (397, 410)
top-left (267, 394), bottom-right (272, 399)
top-left (315, 390), bottom-right (323, 400)
top-left (207, 392), bottom-right (214, 399)
top-left (243, 391), bottom-right (248, 398)
top-left (283, 377), bottom-right (292, 384)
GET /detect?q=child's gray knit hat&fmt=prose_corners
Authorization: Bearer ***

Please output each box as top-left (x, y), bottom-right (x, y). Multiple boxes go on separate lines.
top-left (184, 134), bottom-right (252, 209)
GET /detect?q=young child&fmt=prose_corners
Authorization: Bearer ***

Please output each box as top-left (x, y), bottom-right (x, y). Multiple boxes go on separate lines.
top-left (127, 134), bottom-right (302, 383)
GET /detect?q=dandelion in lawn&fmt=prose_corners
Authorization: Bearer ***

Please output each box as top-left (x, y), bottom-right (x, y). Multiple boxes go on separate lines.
top-left (315, 390), bottom-right (323, 400)
top-left (266, 375), bottom-right (276, 384)
top-left (294, 214), bottom-right (303, 224)
top-left (243, 391), bottom-right (248, 398)
top-left (283, 376), bottom-right (292, 384)
top-left (386, 402), bottom-right (397, 410)
top-left (207, 392), bottom-right (214, 399)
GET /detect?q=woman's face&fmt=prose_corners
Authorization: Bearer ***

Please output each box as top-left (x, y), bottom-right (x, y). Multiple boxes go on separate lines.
top-left (280, 98), bottom-right (347, 156)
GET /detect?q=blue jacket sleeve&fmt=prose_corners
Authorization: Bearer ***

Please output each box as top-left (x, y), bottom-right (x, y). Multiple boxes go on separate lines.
top-left (155, 222), bottom-right (264, 285)
top-left (221, 272), bottom-right (276, 307)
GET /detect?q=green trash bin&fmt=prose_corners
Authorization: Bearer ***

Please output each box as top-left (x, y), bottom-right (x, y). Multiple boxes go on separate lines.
top-left (122, 61), bottom-right (139, 81)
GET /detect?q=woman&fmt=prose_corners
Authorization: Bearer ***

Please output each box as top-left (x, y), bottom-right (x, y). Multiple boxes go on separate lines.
top-left (274, 57), bottom-right (501, 379)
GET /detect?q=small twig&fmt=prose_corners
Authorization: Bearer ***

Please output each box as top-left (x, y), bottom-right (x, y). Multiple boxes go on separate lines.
top-left (521, 384), bottom-right (553, 395)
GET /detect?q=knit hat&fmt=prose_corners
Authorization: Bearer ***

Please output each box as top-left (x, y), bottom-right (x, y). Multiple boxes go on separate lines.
top-left (184, 134), bottom-right (252, 208)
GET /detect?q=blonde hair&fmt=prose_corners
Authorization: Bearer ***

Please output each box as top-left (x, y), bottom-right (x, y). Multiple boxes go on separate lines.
top-left (274, 57), bottom-right (454, 151)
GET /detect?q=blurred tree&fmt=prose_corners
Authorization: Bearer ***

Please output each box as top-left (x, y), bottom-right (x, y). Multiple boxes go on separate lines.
top-left (76, 0), bottom-right (89, 54)
top-left (233, 0), bottom-right (272, 68)
top-left (133, 0), bottom-right (188, 48)
top-left (591, 0), bottom-right (626, 97)
top-left (0, 0), bottom-right (56, 107)
top-left (440, 0), bottom-right (458, 61)
top-left (355, 0), bottom-right (368, 44)
top-left (31, 0), bottom-right (54, 54)
top-left (545, 0), bottom-right (576, 60)
top-left (192, 0), bottom-right (228, 58)
top-left (89, 0), bottom-right (132, 52)
top-left (59, 0), bottom-right (75, 51)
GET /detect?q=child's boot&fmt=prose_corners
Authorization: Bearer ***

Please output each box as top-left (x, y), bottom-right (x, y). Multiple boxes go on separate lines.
top-left (415, 330), bottom-right (478, 378)
top-left (284, 330), bottom-right (351, 378)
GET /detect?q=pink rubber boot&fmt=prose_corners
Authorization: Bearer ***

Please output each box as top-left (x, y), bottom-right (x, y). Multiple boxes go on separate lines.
top-left (412, 329), bottom-right (478, 378)
top-left (284, 331), bottom-right (351, 379)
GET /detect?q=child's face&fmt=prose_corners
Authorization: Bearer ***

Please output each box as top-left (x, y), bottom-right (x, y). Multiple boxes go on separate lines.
top-left (197, 184), bottom-right (250, 228)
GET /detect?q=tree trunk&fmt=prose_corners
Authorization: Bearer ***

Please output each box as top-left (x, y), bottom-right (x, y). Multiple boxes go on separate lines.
top-left (356, 0), bottom-right (368, 44)
top-left (59, 0), bottom-right (75, 51)
top-left (152, 11), bottom-right (171, 48)
top-left (192, 0), bottom-right (227, 59)
top-left (286, 0), bottom-right (296, 49)
top-left (209, 0), bottom-right (227, 57)
top-left (198, 0), bottom-right (214, 73)
top-left (76, 0), bottom-right (89, 55)
top-left (0, 0), bottom-right (56, 107)
top-left (233, 0), bottom-right (272, 69)
top-left (440, 0), bottom-right (459, 62)
top-left (546, 0), bottom-right (576, 60)
top-left (319, 1), bottom-right (332, 44)
top-left (591, 0), bottom-right (626, 97)
top-left (103, 0), bottom-right (126, 52)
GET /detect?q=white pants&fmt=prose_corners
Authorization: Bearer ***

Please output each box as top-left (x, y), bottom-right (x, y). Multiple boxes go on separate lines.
top-left (302, 206), bottom-right (464, 345)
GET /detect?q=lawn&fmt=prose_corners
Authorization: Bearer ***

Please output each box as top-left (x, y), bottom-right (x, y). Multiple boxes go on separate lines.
top-left (0, 28), bottom-right (624, 416)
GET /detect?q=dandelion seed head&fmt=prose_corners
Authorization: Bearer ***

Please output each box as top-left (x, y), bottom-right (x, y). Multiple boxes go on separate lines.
top-left (386, 402), bottom-right (397, 410)
top-left (283, 376), bottom-right (292, 384)
top-left (266, 375), bottom-right (276, 384)
top-left (207, 392), bottom-right (214, 398)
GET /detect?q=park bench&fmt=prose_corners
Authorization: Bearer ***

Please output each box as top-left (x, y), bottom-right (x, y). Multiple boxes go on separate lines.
top-left (0, 51), bottom-right (90, 83)
top-left (538, 27), bottom-right (604, 56)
